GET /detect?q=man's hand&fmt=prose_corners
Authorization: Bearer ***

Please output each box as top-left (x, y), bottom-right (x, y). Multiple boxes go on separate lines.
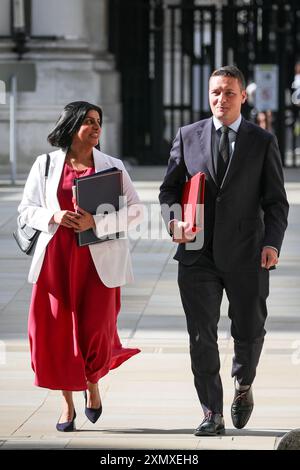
top-left (170, 220), bottom-right (202, 244)
top-left (261, 247), bottom-right (278, 270)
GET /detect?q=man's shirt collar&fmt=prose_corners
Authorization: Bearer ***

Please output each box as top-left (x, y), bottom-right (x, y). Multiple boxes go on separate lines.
top-left (213, 115), bottom-right (242, 133)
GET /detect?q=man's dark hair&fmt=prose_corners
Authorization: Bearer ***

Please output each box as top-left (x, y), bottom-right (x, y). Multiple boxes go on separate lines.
top-left (210, 66), bottom-right (246, 90)
top-left (47, 101), bottom-right (103, 149)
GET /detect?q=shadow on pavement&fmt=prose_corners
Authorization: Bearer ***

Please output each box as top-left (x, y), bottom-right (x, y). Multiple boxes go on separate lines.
top-left (76, 427), bottom-right (288, 437)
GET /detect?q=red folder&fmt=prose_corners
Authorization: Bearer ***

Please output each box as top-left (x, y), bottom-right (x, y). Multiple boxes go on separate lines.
top-left (181, 172), bottom-right (205, 231)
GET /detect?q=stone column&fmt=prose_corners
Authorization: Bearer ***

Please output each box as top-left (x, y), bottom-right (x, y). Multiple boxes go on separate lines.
top-left (85, 0), bottom-right (109, 54)
top-left (31, 0), bottom-right (86, 38)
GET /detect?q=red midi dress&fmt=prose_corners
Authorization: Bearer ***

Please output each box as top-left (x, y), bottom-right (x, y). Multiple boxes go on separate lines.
top-left (28, 163), bottom-right (140, 390)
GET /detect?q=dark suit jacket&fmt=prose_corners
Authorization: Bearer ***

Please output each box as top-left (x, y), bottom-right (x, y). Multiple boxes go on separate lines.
top-left (159, 117), bottom-right (289, 272)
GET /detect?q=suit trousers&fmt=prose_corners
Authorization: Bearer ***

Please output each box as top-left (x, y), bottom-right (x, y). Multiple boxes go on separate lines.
top-left (178, 253), bottom-right (269, 415)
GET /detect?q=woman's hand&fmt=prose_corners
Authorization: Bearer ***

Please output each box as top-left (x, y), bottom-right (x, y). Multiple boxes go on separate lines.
top-left (51, 210), bottom-right (80, 229)
top-left (74, 207), bottom-right (96, 232)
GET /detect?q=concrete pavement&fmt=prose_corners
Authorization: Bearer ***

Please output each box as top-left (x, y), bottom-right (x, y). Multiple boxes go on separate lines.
top-left (0, 167), bottom-right (299, 451)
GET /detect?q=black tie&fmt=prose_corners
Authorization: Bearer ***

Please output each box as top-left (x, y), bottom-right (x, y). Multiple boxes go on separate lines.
top-left (217, 125), bottom-right (230, 185)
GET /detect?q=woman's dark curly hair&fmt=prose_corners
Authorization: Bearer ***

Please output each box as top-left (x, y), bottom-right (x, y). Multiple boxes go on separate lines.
top-left (47, 101), bottom-right (103, 149)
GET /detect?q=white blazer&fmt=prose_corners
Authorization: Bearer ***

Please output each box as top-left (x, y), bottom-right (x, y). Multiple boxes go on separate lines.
top-left (18, 148), bottom-right (144, 287)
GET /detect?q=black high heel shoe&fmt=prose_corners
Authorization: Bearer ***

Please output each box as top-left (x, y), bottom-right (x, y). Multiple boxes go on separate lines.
top-left (84, 390), bottom-right (102, 423)
top-left (56, 409), bottom-right (76, 432)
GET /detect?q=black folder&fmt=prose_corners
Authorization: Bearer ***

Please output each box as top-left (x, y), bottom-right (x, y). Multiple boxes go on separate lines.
top-left (74, 167), bottom-right (123, 246)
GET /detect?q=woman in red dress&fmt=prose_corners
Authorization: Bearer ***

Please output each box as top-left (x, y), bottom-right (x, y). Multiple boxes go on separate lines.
top-left (18, 102), bottom-right (144, 431)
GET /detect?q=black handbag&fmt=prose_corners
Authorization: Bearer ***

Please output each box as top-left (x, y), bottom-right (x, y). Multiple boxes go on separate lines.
top-left (13, 154), bottom-right (50, 255)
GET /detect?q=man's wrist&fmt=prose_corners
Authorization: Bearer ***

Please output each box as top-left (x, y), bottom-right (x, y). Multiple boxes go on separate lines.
top-left (263, 245), bottom-right (278, 254)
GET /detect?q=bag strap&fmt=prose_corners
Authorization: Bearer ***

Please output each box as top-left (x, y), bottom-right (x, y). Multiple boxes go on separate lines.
top-left (45, 153), bottom-right (50, 178)
top-left (43, 153), bottom-right (50, 201)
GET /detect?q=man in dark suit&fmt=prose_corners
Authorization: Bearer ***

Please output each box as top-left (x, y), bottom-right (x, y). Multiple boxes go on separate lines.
top-left (159, 66), bottom-right (289, 436)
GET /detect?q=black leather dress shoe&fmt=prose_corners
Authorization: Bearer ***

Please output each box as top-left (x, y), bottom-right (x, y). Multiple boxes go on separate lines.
top-left (231, 386), bottom-right (254, 429)
top-left (194, 412), bottom-right (225, 436)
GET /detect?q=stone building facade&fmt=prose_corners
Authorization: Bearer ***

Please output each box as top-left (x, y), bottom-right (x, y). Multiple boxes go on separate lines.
top-left (0, 0), bottom-right (120, 173)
